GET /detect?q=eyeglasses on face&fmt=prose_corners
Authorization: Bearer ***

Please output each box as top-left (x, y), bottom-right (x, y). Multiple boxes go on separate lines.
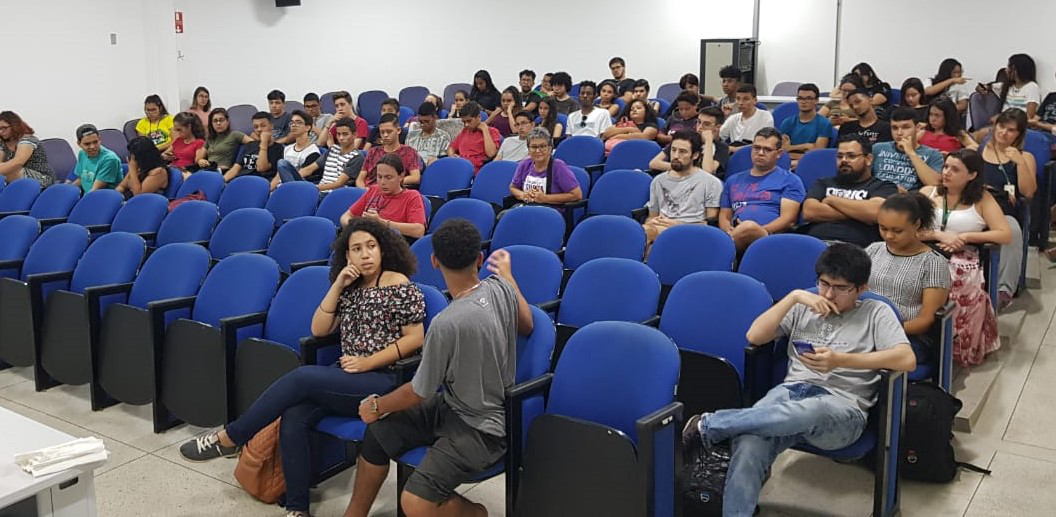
top-left (816, 279), bottom-right (857, 295)
top-left (836, 152), bottom-right (863, 161)
top-left (752, 145), bottom-right (778, 154)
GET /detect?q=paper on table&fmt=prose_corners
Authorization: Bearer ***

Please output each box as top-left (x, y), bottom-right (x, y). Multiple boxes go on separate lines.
top-left (14, 437), bottom-right (109, 478)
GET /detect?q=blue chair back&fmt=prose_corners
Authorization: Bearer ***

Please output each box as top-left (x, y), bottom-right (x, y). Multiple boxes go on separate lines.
top-left (70, 232), bottom-right (145, 294)
top-left (418, 283), bottom-right (449, 330)
top-left (284, 100), bottom-right (305, 114)
top-left (357, 90), bottom-right (390, 126)
top-left (888, 88), bottom-right (901, 105)
top-left (518, 305), bottom-right (557, 383)
top-left (563, 215), bottom-right (645, 270)
top-left (176, 171), bottom-right (225, 202)
top-left (267, 216), bottom-right (336, 274)
top-left (0, 215), bottom-right (39, 279)
top-left (218, 175), bottom-right (271, 218)
top-left (156, 200), bottom-right (219, 247)
top-left (558, 258), bottom-right (660, 328)
top-left (21, 223), bottom-right (90, 281)
top-left (603, 140), bottom-right (661, 173)
top-left (661, 271), bottom-right (773, 377)
top-left (652, 98), bottom-right (672, 117)
top-left (1024, 129), bottom-right (1051, 179)
top-left (227, 104), bottom-right (258, 134)
top-left (111, 193), bottom-right (167, 235)
top-left (796, 148), bottom-right (837, 191)
top-left (264, 266), bottom-right (331, 351)
top-left (470, 161), bottom-right (517, 207)
top-left (208, 208), bottom-right (275, 260)
top-left (127, 243), bottom-right (211, 309)
top-left (0, 175), bottom-right (5, 193)
top-left (409, 235), bottom-right (445, 291)
top-left (586, 169), bottom-right (651, 218)
top-left (738, 234), bottom-right (827, 301)
top-left (727, 147), bottom-right (793, 175)
top-left (320, 92), bottom-right (337, 115)
top-left (420, 157), bottom-right (474, 202)
top-left (28, 184), bottom-right (80, 219)
top-left (67, 189), bottom-right (123, 227)
top-left (554, 136), bottom-right (605, 169)
top-left (397, 106), bottom-right (414, 126)
top-left (480, 245), bottom-right (562, 306)
top-left (40, 138), bottom-right (76, 182)
top-left (772, 101), bottom-right (799, 129)
top-left (162, 167), bottom-right (184, 199)
top-left (98, 129), bottom-right (129, 162)
top-left (656, 83), bottom-right (681, 104)
top-left (265, 181), bottom-right (320, 226)
top-left (399, 87), bottom-right (430, 112)
top-left (569, 166), bottom-right (591, 197)
top-left (428, 198), bottom-right (495, 237)
top-left (443, 83), bottom-right (472, 108)
top-left (491, 206), bottom-right (565, 252)
top-left (0, 178), bottom-right (42, 212)
top-left (123, 119), bottom-right (140, 144)
top-left (316, 187), bottom-right (366, 226)
top-left (192, 253), bottom-right (280, 328)
top-left (647, 225), bottom-right (736, 285)
top-left (547, 321), bottom-right (679, 442)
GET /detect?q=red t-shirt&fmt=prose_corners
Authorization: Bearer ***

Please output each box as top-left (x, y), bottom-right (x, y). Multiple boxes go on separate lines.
top-left (361, 145), bottom-right (420, 186)
top-left (347, 185), bottom-right (427, 225)
top-left (329, 116), bottom-right (370, 143)
top-left (451, 126), bottom-right (502, 173)
top-left (171, 138), bottom-right (205, 169)
top-left (918, 131), bottom-right (962, 154)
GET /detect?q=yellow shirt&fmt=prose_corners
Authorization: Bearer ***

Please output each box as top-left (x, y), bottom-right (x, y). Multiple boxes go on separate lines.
top-left (136, 115), bottom-right (174, 147)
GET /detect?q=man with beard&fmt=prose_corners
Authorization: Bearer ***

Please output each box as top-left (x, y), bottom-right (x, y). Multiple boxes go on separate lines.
top-left (643, 130), bottom-right (723, 252)
top-left (802, 135), bottom-right (898, 246)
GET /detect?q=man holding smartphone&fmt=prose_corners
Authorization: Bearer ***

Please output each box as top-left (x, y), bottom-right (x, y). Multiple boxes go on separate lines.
top-left (683, 243), bottom-right (916, 515)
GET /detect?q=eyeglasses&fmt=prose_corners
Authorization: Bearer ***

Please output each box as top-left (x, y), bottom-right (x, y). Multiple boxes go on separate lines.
top-left (211, 117), bottom-right (227, 123)
top-left (289, 120), bottom-right (306, 127)
top-left (836, 152), bottom-right (864, 161)
top-left (528, 144), bottom-right (550, 151)
top-left (752, 145), bottom-right (779, 154)
top-left (817, 279), bottom-right (857, 296)
top-left (796, 96), bottom-right (817, 101)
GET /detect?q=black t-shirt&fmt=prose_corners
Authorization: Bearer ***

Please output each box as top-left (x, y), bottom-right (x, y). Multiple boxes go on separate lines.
top-left (838, 120), bottom-right (892, 146)
top-left (806, 175), bottom-right (899, 246)
top-left (616, 79), bottom-right (636, 97)
top-left (470, 89), bottom-right (501, 112)
top-left (1038, 92), bottom-right (1056, 124)
top-left (237, 141), bottom-right (284, 180)
top-left (982, 159), bottom-right (1020, 219)
top-left (661, 140), bottom-right (731, 179)
top-left (863, 82), bottom-right (893, 119)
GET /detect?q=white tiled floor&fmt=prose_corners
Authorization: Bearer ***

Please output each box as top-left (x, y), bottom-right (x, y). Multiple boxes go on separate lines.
top-left (4, 254), bottom-right (1056, 516)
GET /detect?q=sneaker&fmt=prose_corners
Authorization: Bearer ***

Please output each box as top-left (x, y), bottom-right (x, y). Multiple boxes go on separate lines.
top-left (998, 291), bottom-right (1013, 311)
top-left (682, 414), bottom-right (703, 452)
top-left (179, 432), bottom-right (239, 462)
top-left (285, 512), bottom-right (310, 517)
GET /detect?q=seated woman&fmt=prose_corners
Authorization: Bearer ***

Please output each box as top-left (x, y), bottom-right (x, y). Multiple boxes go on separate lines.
top-left (602, 99), bottom-right (660, 153)
top-left (898, 77), bottom-right (929, 123)
top-left (136, 94), bottom-right (175, 152)
top-left (488, 86), bottom-right (522, 138)
top-left (187, 86), bottom-right (211, 128)
top-left (164, 112), bottom-right (206, 178)
top-left (925, 58), bottom-right (971, 113)
top-left (115, 137), bottom-right (169, 197)
top-left (196, 108), bottom-right (247, 172)
top-left (0, 111), bottom-right (55, 187)
top-left (979, 109), bottom-right (1035, 308)
top-left (509, 127), bottom-right (583, 206)
top-left (819, 74), bottom-right (863, 127)
top-left (921, 149), bottom-right (1012, 367)
top-left (340, 154), bottom-right (427, 239)
top-left (597, 80), bottom-right (621, 118)
top-left (919, 97), bottom-right (977, 154)
top-left (867, 193), bottom-right (951, 373)
top-left (447, 89), bottom-right (468, 119)
top-left (536, 97), bottom-right (564, 142)
top-left (851, 62), bottom-right (893, 118)
top-left (178, 217), bottom-right (425, 517)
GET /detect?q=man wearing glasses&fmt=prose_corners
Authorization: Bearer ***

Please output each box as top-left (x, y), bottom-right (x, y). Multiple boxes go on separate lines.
top-left (778, 83), bottom-right (832, 160)
top-left (719, 128), bottom-right (805, 252)
top-left (566, 81), bottom-right (613, 138)
top-left (683, 243), bottom-right (915, 516)
top-left (802, 135), bottom-right (898, 246)
top-left (496, 111), bottom-right (534, 162)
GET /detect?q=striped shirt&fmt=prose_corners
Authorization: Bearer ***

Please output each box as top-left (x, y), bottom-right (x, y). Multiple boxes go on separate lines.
top-left (321, 146), bottom-right (362, 185)
top-left (865, 242), bottom-right (950, 320)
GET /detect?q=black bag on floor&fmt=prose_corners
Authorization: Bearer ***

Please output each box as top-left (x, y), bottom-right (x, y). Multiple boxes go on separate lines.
top-left (682, 443), bottom-right (732, 516)
top-left (901, 382), bottom-right (991, 482)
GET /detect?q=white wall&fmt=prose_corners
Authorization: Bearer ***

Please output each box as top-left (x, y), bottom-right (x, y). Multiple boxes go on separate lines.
top-left (756, 0), bottom-right (839, 94)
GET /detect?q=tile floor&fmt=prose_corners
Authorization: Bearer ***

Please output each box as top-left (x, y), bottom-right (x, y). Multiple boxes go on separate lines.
top-left (3, 255), bottom-right (1056, 516)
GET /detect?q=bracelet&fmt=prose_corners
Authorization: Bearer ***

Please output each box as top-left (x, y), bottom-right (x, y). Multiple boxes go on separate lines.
top-left (318, 305), bottom-right (336, 314)
top-left (394, 342), bottom-right (402, 359)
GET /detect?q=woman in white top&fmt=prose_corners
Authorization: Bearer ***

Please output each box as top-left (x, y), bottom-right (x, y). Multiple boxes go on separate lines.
top-left (921, 149), bottom-right (1011, 367)
top-left (998, 54), bottom-right (1040, 120)
top-left (925, 58), bottom-right (972, 113)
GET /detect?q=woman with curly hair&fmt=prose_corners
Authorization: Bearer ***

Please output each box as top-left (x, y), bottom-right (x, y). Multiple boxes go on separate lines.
top-left (179, 217), bottom-right (425, 517)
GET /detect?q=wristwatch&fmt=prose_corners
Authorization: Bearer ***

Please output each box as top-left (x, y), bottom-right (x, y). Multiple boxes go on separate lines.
top-left (370, 395), bottom-right (380, 414)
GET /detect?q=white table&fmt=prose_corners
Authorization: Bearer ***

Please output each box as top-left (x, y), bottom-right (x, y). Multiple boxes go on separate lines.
top-left (0, 407), bottom-right (104, 516)
top-left (757, 95), bottom-right (831, 109)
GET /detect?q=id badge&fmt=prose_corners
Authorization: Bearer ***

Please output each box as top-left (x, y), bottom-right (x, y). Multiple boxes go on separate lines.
top-left (1004, 184), bottom-right (1016, 197)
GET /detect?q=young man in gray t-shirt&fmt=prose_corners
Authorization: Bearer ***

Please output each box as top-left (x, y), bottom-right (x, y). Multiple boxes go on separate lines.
top-left (643, 131), bottom-right (723, 250)
top-left (683, 243), bottom-right (916, 516)
top-left (347, 219), bottom-right (533, 517)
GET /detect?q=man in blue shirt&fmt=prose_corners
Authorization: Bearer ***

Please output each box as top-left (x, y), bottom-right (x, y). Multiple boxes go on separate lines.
top-left (70, 124), bottom-right (123, 193)
top-left (871, 107), bottom-right (943, 191)
top-left (720, 127), bottom-right (806, 252)
top-left (779, 83), bottom-right (832, 160)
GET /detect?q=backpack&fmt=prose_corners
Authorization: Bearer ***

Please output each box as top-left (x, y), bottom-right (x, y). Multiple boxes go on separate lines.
top-left (901, 382), bottom-right (990, 482)
top-left (234, 418), bottom-right (286, 503)
top-left (681, 442), bottom-right (732, 516)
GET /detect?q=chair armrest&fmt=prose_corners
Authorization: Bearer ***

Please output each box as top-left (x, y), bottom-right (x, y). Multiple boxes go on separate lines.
top-left (743, 341), bottom-right (777, 406)
top-left (146, 295), bottom-right (196, 314)
top-left (0, 259), bottom-right (25, 278)
top-left (300, 333), bottom-right (339, 365)
top-left (136, 231), bottom-right (157, 243)
top-left (934, 300), bottom-right (956, 391)
top-left (83, 282), bottom-right (135, 342)
top-left (37, 217), bottom-right (69, 229)
top-left (219, 311), bottom-right (268, 347)
top-left (505, 372), bottom-right (555, 511)
top-left (636, 401), bottom-right (684, 517)
top-left (583, 163), bottom-right (604, 173)
top-left (290, 259), bottom-right (329, 273)
top-left (536, 299), bottom-right (560, 313)
top-left (641, 315), bottom-right (661, 327)
top-left (394, 355), bottom-right (423, 384)
top-left (191, 240), bottom-right (209, 248)
top-left (146, 295), bottom-right (197, 373)
top-left (25, 270), bottom-right (74, 287)
top-left (83, 282), bottom-right (134, 301)
top-left (631, 207), bottom-right (649, 224)
top-left (448, 187), bottom-right (471, 199)
top-left (84, 224), bottom-right (112, 234)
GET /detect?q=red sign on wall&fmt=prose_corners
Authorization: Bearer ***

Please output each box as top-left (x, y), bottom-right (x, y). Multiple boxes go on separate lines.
top-left (175, 11), bottom-right (184, 34)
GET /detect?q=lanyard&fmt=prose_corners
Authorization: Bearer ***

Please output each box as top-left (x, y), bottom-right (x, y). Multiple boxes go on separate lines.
top-left (940, 194), bottom-right (951, 232)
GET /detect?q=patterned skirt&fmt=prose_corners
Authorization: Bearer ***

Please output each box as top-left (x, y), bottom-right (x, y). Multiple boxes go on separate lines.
top-left (21, 168), bottom-right (54, 187)
top-left (949, 248), bottom-right (999, 367)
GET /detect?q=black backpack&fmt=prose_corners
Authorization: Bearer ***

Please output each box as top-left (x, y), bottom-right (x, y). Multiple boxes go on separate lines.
top-left (901, 382), bottom-right (990, 482)
top-left (681, 443), bottom-right (732, 516)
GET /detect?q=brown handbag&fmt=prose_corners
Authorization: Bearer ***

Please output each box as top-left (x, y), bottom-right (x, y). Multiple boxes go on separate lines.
top-left (233, 418), bottom-right (286, 503)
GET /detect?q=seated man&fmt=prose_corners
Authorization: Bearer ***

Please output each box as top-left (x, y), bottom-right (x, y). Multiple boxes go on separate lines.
top-left (719, 84), bottom-right (774, 150)
top-left (717, 65), bottom-right (742, 116)
top-left (340, 154), bottom-right (427, 238)
top-left (365, 98), bottom-right (406, 150)
top-left (683, 243), bottom-right (915, 516)
top-left (566, 80), bottom-right (613, 138)
top-left (302, 92), bottom-right (333, 145)
top-left (656, 91), bottom-right (701, 146)
top-left (631, 79), bottom-right (662, 115)
top-left (223, 112), bottom-right (284, 183)
top-left (448, 101), bottom-right (501, 174)
top-left (549, 72), bottom-right (579, 115)
top-left (266, 89), bottom-right (293, 144)
top-left (496, 111), bottom-right (534, 162)
top-left (837, 90), bottom-right (892, 146)
top-left (643, 131), bottom-right (723, 249)
top-left (650, 106), bottom-right (730, 178)
top-left (296, 118), bottom-right (365, 192)
top-left (356, 113), bottom-right (421, 187)
top-left (779, 83), bottom-right (832, 159)
top-left (406, 102), bottom-right (451, 167)
top-left (274, 110), bottom-right (321, 189)
top-left (803, 135), bottom-right (899, 246)
top-left (871, 107), bottom-right (942, 191)
top-left (609, 56), bottom-right (636, 103)
top-left (344, 219), bottom-right (533, 517)
top-left (719, 128), bottom-right (805, 252)
top-left (320, 91), bottom-right (369, 149)
top-left (70, 124), bottom-right (123, 193)
top-left (518, 69), bottom-right (544, 116)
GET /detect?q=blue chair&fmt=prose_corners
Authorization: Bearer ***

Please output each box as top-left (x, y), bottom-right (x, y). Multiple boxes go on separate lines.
top-left (98, 129), bottom-right (129, 162)
top-left (284, 100), bottom-right (305, 114)
top-left (109, 193), bottom-right (168, 242)
top-left (218, 175), bottom-right (271, 218)
top-left (443, 83), bottom-right (472, 108)
top-left (398, 86), bottom-right (430, 112)
top-left (738, 233), bottom-right (828, 301)
top-left (585, 169), bottom-right (651, 219)
top-left (40, 138), bottom-right (77, 182)
top-left (227, 104), bottom-right (258, 135)
top-left (647, 225), bottom-right (736, 305)
top-left (795, 148), bottom-right (837, 191)
top-left (409, 235), bottom-right (445, 292)
top-left (863, 291), bottom-right (955, 390)
top-left (480, 245), bottom-right (563, 308)
top-left (0, 215), bottom-right (39, 280)
top-left (266, 216), bottom-right (336, 275)
top-left (656, 83), bottom-right (681, 104)
top-left (91, 243), bottom-right (211, 410)
top-left (316, 187), bottom-right (366, 226)
top-left (46, 189), bottom-right (124, 235)
top-left (176, 171), bottom-right (225, 203)
top-left (0, 175), bottom-right (5, 193)
top-left (206, 208), bottom-right (275, 261)
top-left (357, 90), bottom-right (390, 127)
top-left (0, 224), bottom-right (90, 369)
top-left (36, 232), bottom-right (146, 391)
top-left (554, 136), bottom-right (605, 170)
top-left (418, 157), bottom-right (474, 216)
top-left (652, 98), bottom-right (672, 118)
top-left (888, 88), bottom-right (902, 105)
top-left (449, 160), bottom-right (516, 212)
top-left (232, 266), bottom-right (332, 417)
top-left (510, 321), bottom-right (681, 517)
top-left (123, 119), bottom-right (140, 145)
top-left (0, 178), bottom-right (41, 214)
top-left (727, 146), bottom-right (793, 175)
top-left (1024, 129), bottom-right (1052, 247)
top-left (319, 93), bottom-right (337, 115)
top-left (397, 106), bottom-right (414, 126)
top-left (155, 253), bottom-right (281, 431)
top-left (563, 215), bottom-right (646, 277)
top-left (602, 140), bottom-right (661, 179)
top-left (1, 183), bottom-right (81, 223)
top-left (265, 181), bottom-right (320, 227)
top-left (427, 197), bottom-right (496, 239)
top-left (154, 200), bottom-right (219, 247)
top-left (772, 101), bottom-right (799, 129)
top-left (163, 167), bottom-right (185, 199)
top-left (491, 205), bottom-right (566, 253)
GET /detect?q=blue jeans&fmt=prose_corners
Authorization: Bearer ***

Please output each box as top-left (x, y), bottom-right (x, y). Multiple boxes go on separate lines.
top-left (696, 382), bottom-right (866, 517)
top-left (276, 158), bottom-right (304, 183)
top-left (225, 365), bottom-right (397, 512)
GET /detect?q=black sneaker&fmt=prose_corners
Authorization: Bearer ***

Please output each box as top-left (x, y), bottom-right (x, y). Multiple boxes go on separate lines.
top-left (179, 432), bottom-right (239, 462)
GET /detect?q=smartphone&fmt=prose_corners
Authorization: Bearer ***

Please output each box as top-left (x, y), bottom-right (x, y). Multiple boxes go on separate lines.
top-left (792, 340), bottom-right (815, 357)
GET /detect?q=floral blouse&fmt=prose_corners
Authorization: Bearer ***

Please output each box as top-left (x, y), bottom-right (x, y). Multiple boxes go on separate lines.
top-left (337, 282), bottom-right (425, 357)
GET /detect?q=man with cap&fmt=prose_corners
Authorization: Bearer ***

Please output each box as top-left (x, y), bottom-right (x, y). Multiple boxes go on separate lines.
top-left (70, 124), bottom-right (124, 193)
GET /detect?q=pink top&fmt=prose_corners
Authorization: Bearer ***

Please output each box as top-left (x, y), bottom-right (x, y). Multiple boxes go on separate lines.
top-left (171, 138), bottom-right (205, 169)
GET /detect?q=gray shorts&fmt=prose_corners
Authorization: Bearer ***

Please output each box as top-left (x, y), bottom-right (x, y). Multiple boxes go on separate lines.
top-left (369, 395), bottom-right (505, 503)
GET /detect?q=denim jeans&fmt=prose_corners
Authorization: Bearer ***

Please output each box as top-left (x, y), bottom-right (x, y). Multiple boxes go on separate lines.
top-left (276, 158), bottom-right (304, 183)
top-left (225, 364), bottom-right (397, 512)
top-left (696, 382), bottom-right (866, 517)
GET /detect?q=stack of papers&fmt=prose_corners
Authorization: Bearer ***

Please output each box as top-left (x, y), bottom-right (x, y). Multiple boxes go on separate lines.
top-left (14, 437), bottom-right (108, 478)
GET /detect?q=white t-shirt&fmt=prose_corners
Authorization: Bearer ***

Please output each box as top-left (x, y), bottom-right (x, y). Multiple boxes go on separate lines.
top-left (946, 82), bottom-right (972, 105)
top-left (1003, 81), bottom-right (1041, 113)
top-left (283, 142), bottom-right (321, 168)
top-left (567, 108), bottom-right (614, 137)
top-left (719, 109), bottom-right (775, 144)
top-left (498, 137), bottom-right (529, 162)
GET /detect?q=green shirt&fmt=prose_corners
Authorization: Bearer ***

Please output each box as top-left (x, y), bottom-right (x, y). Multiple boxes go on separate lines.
top-left (205, 131), bottom-right (246, 168)
top-left (74, 146), bottom-right (123, 193)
